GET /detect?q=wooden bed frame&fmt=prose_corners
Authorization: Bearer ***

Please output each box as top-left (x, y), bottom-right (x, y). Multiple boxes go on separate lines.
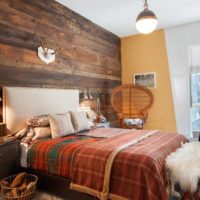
top-left (24, 168), bottom-right (95, 200)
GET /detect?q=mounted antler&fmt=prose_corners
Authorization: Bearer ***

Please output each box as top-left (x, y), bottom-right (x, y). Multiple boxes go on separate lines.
top-left (51, 37), bottom-right (61, 55)
top-left (40, 39), bottom-right (61, 57)
top-left (40, 40), bottom-right (49, 58)
top-left (38, 36), bottom-right (61, 64)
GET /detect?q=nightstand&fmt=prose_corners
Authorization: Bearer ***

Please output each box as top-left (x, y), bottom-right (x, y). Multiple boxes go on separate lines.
top-left (96, 122), bottom-right (110, 128)
top-left (0, 140), bottom-right (20, 180)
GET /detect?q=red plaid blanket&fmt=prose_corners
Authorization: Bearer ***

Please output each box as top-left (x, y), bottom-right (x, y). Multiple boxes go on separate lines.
top-left (28, 135), bottom-right (100, 177)
top-left (28, 129), bottom-right (187, 200)
top-left (70, 129), bottom-right (188, 200)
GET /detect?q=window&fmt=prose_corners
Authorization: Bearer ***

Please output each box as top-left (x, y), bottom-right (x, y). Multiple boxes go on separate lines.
top-left (190, 45), bottom-right (200, 138)
top-left (191, 73), bottom-right (200, 137)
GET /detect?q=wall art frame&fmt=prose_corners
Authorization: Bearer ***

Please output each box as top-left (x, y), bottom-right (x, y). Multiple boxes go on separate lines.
top-left (133, 72), bottom-right (156, 89)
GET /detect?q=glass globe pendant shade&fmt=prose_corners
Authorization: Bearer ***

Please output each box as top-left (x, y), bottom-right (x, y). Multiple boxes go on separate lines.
top-left (136, 17), bottom-right (158, 34)
top-left (136, 1), bottom-right (158, 34)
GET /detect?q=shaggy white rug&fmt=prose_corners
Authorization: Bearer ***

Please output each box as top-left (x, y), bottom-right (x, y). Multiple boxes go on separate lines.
top-left (166, 141), bottom-right (200, 194)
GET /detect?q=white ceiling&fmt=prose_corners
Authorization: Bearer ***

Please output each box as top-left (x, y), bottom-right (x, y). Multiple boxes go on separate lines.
top-left (56, 0), bottom-right (200, 38)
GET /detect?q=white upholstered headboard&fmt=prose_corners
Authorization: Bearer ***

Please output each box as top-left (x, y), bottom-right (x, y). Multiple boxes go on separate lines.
top-left (3, 87), bottom-right (79, 134)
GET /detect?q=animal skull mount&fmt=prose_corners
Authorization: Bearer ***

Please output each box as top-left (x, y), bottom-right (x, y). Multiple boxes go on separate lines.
top-left (38, 40), bottom-right (60, 64)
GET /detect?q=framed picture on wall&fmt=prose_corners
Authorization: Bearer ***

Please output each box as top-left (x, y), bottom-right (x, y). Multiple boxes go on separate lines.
top-left (133, 72), bottom-right (156, 89)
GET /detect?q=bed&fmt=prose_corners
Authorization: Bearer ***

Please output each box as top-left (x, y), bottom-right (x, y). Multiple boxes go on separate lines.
top-left (3, 87), bottom-right (188, 200)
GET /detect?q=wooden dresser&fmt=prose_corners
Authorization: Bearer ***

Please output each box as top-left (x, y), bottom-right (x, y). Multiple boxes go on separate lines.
top-left (0, 140), bottom-right (20, 180)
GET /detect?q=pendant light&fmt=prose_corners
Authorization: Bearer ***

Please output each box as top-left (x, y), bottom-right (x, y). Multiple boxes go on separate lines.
top-left (136, 0), bottom-right (158, 34)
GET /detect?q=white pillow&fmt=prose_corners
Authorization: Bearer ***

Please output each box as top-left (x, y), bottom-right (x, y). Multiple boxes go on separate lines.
top-left (48, 112), bottom-right (75, 138)
top-left (88, 121), bottom-right (95, 128)
top-left (86, 110), bottom-right (96, 122)
top-left (32, 127), bottom-right (51, 140)
top-left (70, 111), bottom-right (90, 132)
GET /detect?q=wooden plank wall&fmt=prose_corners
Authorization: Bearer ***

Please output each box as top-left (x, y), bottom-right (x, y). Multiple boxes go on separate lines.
top-left (0, 0), bottom-right (121, 125)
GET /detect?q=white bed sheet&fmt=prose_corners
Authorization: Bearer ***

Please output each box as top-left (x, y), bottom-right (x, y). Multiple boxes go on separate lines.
top-left (20, 142), bottom-right (30, 168)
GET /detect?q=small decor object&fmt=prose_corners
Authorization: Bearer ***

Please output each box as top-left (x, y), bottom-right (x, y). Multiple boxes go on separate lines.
top-left (38, 39), bottom-right (61, 64)
top-left (96, 122), bottom-right (110, 128)
top-left (133, 72), bottom-right (156, 89)
top-left (0, 173), bottom-right (38, 200)
top-left (136, 0), bottom-right (158, 34)
top-left (99, 115), bottom-right (107, 123)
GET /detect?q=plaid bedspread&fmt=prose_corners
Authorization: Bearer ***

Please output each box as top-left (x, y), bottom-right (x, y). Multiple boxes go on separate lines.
top-left (70, 129), bottom-right (188, 200)
top-left (28, 129), bottom-right (188, 200)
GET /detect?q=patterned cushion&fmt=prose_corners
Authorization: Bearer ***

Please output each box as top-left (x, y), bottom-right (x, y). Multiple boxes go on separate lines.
top-left (124, 118), bottom-right (143, 125)
top-left (33, 127), bottom-right (51, 140)
top-left (48, 112), bottom-right (75, 138)
top-left (70, 111), bottom-right (90, 132)
top-left (27, 115), bottom-right (49, 127)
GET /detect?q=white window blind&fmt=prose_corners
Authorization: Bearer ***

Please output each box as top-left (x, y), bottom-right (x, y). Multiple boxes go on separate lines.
top-left (190, 45), bottom-right (200, 73)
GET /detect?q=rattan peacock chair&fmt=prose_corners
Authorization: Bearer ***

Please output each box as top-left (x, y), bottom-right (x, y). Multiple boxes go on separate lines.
top-left (111, 84), bottom-right (154, 129)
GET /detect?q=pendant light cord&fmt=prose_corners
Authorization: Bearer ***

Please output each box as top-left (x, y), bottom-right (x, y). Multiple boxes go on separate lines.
top-left (143, 0), bottom-right (148, 10)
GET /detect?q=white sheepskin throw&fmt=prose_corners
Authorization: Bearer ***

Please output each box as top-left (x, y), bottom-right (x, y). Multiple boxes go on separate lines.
top-left (166, 142), bottom-right (200, 193)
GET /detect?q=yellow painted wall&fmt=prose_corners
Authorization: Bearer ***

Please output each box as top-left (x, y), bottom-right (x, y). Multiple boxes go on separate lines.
top-left (121, 29), bottom-right (177, 131)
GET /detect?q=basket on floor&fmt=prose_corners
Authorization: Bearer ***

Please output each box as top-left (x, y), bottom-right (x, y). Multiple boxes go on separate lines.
top-left (0, 174), bottom-right (38, 200)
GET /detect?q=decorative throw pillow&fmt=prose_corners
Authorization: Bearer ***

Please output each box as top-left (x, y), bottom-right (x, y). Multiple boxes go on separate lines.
top-left (26, 115), bottom-right (49, 127)
top-left (70, 111), bottom-right (90, 132)
top-left (21, 128), bottom-right (35, 143)
top-left (48, 112), bottom-right (75, 138)
top-left (32, 127), bottom-right (51, 140)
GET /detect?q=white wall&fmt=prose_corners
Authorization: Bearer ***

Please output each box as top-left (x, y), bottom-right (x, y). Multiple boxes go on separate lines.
top-left (164, 21), bottom-right (200, 137)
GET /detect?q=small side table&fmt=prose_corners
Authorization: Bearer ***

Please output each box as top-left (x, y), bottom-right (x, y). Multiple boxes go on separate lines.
top-left (0, 140), bottom-right (20, 180)
top-left (96, 122), bottom-right (110, 128)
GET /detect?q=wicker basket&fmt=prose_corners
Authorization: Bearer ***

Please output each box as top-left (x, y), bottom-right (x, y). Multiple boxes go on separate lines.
top-left (0, 174), bottom-right (38, 200)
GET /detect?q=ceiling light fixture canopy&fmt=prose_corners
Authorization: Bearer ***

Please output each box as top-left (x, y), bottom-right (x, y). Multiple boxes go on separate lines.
top-left (136, 0), bottom-right (158, 34)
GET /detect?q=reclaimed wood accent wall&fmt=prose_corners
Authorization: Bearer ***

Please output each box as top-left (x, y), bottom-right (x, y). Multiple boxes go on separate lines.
top-left (0, 0), bottom-right (121, 125)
